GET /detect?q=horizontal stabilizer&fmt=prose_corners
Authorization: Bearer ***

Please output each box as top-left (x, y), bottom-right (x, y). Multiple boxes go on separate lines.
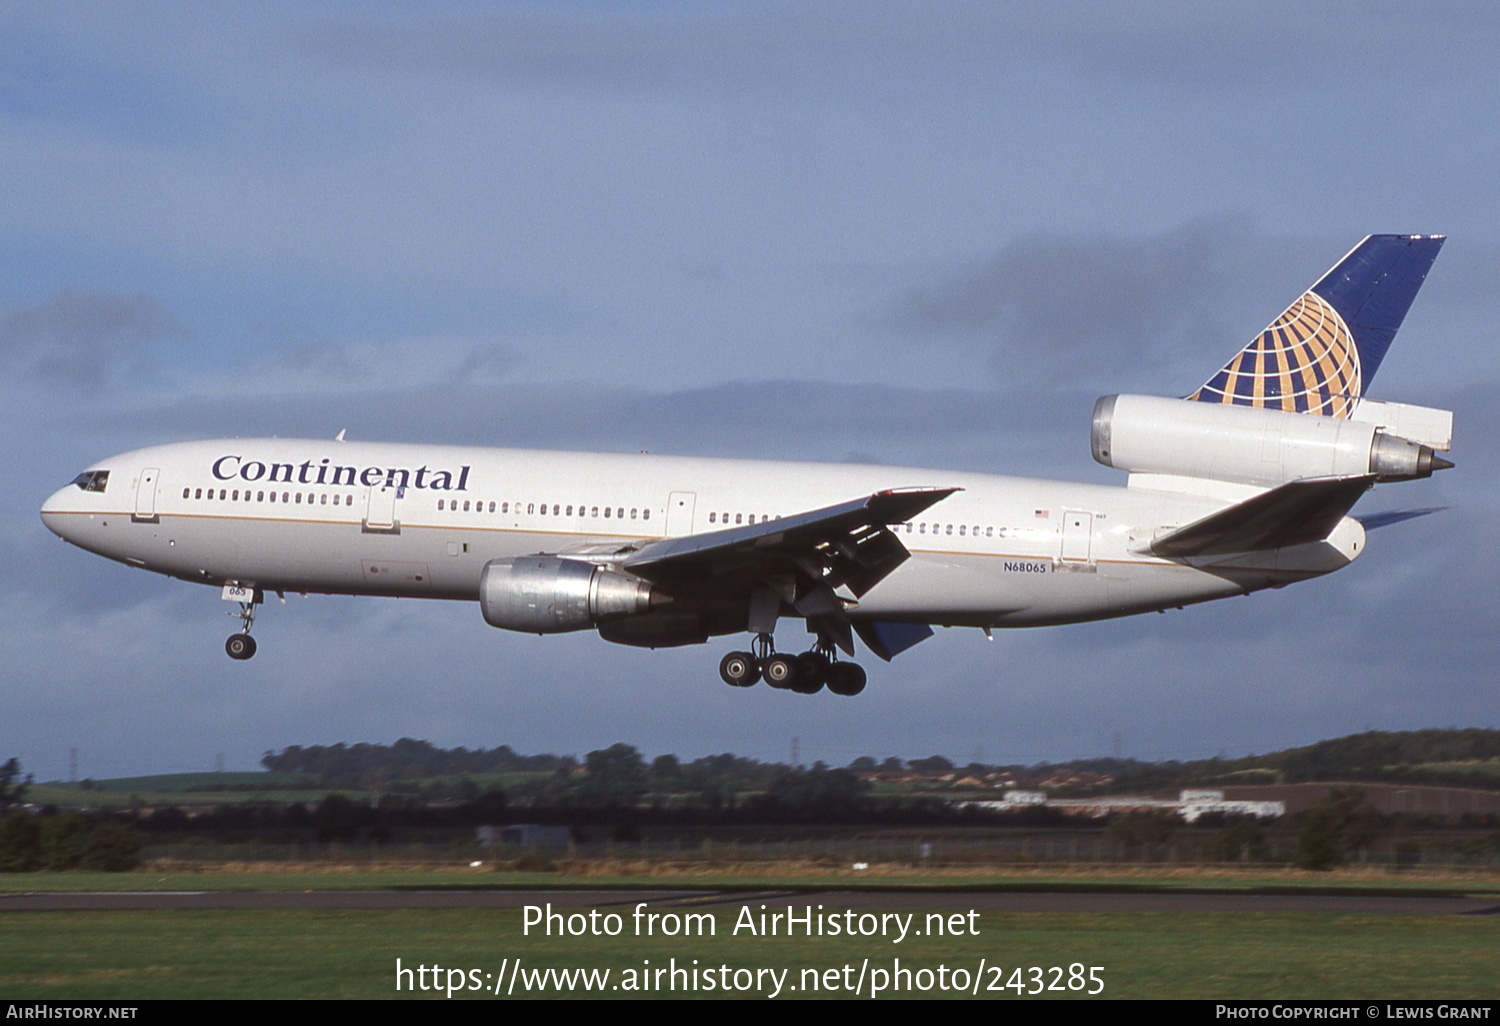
top-left (1354, 507), bottom-right (1447, 531)
top-left (1147, 476), bottom-right (1374, 557)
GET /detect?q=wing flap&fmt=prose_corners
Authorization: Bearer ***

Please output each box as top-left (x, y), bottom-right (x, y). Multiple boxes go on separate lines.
top-left (1147, 476), bottom-right (1374, 558)
top-left (624, 487), bottom-right (958, 597)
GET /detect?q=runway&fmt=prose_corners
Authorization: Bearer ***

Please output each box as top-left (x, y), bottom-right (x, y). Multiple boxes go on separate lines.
top-left (4, 887), bottom-right (1497, 915)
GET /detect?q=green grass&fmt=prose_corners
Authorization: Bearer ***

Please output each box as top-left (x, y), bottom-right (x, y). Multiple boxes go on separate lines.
top-left (4, 867), bottom-right (1499, 896)
top-left (38, 772), bottom-right (314, 792)
top-left (1409, 761), bottom-right (1500, 779)
top-left (1, 907), bottom-right (1496, 999)
top-left (27, 783), bottom-right (352, 808)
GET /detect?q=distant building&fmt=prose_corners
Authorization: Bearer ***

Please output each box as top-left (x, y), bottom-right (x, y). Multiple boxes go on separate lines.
top-left (973, 789), bottom-right (1283, 821)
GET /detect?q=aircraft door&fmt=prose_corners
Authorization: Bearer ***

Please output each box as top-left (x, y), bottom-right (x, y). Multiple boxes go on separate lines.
top-left (133, 467), bottom-right (160, 522)
top-left (665, 491), bottom-right (696, 537)
top-left (363, 484), bottom-right (401, 534)
top-left (1060, 510), bottom-right (1094, 563)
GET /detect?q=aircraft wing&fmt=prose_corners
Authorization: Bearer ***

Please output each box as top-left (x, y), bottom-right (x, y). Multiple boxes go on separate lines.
top-left (623, 487), bottom-right (959, 598)
top-left (1146, 476), bottom-right (1374, 558)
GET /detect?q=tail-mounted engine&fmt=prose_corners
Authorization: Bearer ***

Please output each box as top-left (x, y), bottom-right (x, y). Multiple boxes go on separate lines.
top-left (480, 556), bottom-right (658, 634)
top-left (1091, 394), bottom-right (1453, 488)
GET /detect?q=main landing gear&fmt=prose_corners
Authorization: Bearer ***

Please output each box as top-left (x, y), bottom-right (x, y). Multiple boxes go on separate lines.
top-left (718, 634), bottom-right (867, 696)
top-left (225, 600), bottom-right (258, 661)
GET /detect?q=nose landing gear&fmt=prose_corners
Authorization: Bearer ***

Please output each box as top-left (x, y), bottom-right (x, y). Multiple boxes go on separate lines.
top-left (225, 597), bottom-right (258, 661)
top-left (225, 632), bottom-right (257, 660)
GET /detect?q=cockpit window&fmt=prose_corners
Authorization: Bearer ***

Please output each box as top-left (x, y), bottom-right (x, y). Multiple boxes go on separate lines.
top-left (71, 470), bottom-right (109, 493)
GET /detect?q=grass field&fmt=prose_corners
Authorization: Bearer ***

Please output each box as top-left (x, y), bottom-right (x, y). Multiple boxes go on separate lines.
top-left (2, 906), bottom-right (1497, 999)
top-left (5, 862), bottom-right (1500, 894)
top-left (4, 864), bottom-right (1497, 999)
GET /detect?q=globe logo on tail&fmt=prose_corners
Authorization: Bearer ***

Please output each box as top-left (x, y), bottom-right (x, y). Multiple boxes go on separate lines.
top-left (1190, 291), bottom-right (1361, 418)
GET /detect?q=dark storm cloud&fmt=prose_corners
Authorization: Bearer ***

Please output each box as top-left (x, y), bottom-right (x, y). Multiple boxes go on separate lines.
top-left (881, 218), bottom-right (1330, 391)
top-left (0, 290), bottom-right (193, 387)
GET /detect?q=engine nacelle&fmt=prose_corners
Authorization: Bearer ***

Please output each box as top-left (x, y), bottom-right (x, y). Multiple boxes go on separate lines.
top-left (480, 557), bottom-right (655, 634)
top-left (1091, 394), bottom-right (1451, 488)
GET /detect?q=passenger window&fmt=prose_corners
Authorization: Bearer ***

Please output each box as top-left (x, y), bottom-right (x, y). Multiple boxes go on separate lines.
top-left (604, 507), bottom-right (611, 518)
top-left (194, 488), bottom-right (202, 499)
top-left (591, 506), bottom-right (598, 517)
top-left (463, 500), bottom-right (471, 512)
top-left (282, 492), bottom-right (289, 503)
top-left (257, 491), bottom-right (265, 502)
top-left (709, 512), bottom-right (717, 523)
top-left (642, 509), bottom-right (649, 520)
top-left (489, 502), bottom-right (496, 513)
top-left (630, 508), bottom-right (637, 519)
top-left (945, 524), bottom-right (952, 535)
top-left (320, 494), bottom-right (327, 505)
top-left (501, 502), bottom-right (509, 513)
top-left (438, 499), bottom-right (445, 511)
top-left (183, 488), bottom-right (190, 499)
top-left (919, 523), bottom-right (926, 534)
top-left (527, 504), bottom-right (534, 515)
top-left (553, 504), bottom-right (560, 515)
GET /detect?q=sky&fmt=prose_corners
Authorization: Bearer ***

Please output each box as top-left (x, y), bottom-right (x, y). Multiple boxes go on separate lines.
top-left (2, 1), bottom-right (1496, 780)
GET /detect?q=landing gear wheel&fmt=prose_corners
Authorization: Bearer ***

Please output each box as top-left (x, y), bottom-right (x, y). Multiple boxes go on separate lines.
top-left (225, 634), bottom-right (257, 661)
top-left (826, 661), bottom-right (866, 696)
top-left (761, 653), bottom-right (799, 689)
top-left (792, 651), bottom-right (829, 694)
top-left (719, 651), bottom-right (761, 687)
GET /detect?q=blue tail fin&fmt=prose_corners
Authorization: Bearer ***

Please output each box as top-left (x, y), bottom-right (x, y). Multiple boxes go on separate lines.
top-left (1189, 234), bottom-right (1444, 417)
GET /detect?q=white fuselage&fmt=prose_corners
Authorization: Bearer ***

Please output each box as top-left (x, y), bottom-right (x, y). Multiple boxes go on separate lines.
top-left (39, 438), bottom-right (1362, 636)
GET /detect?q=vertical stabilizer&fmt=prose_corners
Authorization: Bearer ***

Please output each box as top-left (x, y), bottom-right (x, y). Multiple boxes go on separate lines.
top-left (1189, 235), bottom-right (1444, 417)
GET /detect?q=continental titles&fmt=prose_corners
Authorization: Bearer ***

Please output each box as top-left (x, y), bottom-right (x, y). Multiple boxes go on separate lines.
top-left (211, 455), bottom-right (471, 492)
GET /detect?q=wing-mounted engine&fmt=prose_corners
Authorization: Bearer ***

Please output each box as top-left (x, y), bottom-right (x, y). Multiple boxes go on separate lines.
top-left (479, 556), bottom-right (660, 634)
top-left (1091, 394), bottom-right (1453, 489)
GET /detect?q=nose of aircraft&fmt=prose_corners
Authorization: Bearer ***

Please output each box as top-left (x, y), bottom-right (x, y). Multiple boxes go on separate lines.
top-left (40, 485), bottom-right (77, 540)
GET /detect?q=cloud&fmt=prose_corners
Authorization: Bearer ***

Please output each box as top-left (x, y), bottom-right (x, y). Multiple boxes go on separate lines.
top-left (0, 290), bottom-right (193, 387)
top-left (293, 3), bottom-right (1500, 99)
top-left (879, 217), bottom-right (1326, 391)
top-left (63, 374), bottom-right (1103, 480)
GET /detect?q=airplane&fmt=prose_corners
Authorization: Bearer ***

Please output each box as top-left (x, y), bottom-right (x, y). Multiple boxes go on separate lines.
top-left (40, 234), bottom-right (1454, 697)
